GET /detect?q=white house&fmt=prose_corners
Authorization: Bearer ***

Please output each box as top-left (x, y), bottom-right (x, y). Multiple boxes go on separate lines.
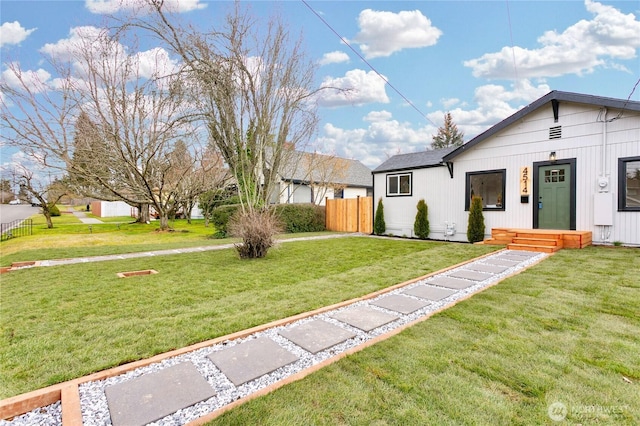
top-left (272, 150), bottom-right (372, 206)
top-left (372, 91), bottom-right (640, 246)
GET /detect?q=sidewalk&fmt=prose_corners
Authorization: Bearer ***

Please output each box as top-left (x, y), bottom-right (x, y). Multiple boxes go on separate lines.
top-left (9, 234), bottom-right (352, 269)
top-left (68, 207), bottom-right (103, 225)
top-left (0, 248), bottom-right (548, 426)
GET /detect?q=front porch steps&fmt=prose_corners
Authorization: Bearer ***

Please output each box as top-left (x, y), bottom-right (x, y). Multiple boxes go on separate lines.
top-left (482, 228), bottom-right (592, 253)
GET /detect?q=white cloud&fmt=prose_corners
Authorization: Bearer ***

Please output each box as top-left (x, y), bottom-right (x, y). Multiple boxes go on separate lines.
top-left (427, 80), bottom-right (551, 139)
top-left (352, 9), bottom-right (442, 59)
top-left (316, 79), bottom-right (551, 167)
top-left (464, 0), bottom-right (640, 79)
top-left (316, 69), bottom-right (390, 107)
top-left (40, 26), bottom-right (178, 84)
top-left (1, 66), bottom-right (52, 93)
top-left (40, 26), bottom-right (108, 62)
top-left (318, 51), bottom-right (350, 66)
top-left (85, 0), bottom-right (206, 14)
top-left (0, 21), bottom-right (36, 47)
top-left (316, 114), bottom-right (436, 168)
top-left (134, 47), bottom-right (180, 80)
top-left (363, 110), bottom-right (392, 122)
top-left (441, 98), bottom-right (460, 109)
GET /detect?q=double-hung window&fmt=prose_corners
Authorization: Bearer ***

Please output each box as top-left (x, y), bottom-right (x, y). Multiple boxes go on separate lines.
top-left (387, 173), bottom-right (412, 196)
top-left (465, 169), bottom-right (506, 211)
top-left (618, 156), bottom-right (640, 211)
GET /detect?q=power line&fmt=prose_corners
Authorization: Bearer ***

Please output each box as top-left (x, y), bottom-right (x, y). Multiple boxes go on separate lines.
top-left (505, 0), bottom-right (519, 84)
top-left (613, 76), bottom-right (640, 120)
top-left (301, 0), bottom-right (438, 127)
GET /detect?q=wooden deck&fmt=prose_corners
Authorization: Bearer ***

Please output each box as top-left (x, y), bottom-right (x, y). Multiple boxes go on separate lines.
top-left (483, 228), bottom-right (592, 253)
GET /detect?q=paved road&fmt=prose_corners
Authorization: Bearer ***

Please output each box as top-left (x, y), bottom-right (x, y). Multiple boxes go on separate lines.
top-left (0, 204), bottom-right (40, 225)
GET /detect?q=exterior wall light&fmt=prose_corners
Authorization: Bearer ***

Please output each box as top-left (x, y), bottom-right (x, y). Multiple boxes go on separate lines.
top-left (549, 151), bottom-right (557, 162)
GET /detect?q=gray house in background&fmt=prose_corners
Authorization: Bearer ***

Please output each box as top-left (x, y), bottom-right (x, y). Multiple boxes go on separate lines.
top-left (273, 150), bottom-right (372, 206)
top-left (373, 91), bottom-right (640, 246)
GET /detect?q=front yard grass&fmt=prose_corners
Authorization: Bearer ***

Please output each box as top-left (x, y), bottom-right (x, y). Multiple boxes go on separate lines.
top-left (0, 236), bottom-right (496, 398)
top-left (209, 246), bottom-right (639, 425)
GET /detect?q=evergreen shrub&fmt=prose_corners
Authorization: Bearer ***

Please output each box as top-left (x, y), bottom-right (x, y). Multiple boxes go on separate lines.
top-left (413, 199), bottom-right (429, 239)
top-left (467, 196), bottom-right (485, 243)
top-left (373, 198), bottom-right (386, 235)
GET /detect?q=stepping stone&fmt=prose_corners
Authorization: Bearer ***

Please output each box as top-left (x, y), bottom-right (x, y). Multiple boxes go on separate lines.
top-left (507, 250), bottom-right (540, 258)
top-left (448, 270), bottom-right (493, 281)
top-left (483, 258), bottom-right (519, 267)
top-left (402, 285), bottom-right (456, 301)
top-left (331, 306), bottom-right (399, 332)
top-left (370, 294), bottom-right (430, 314)
top-left (465, 264), bottom-right (510, 274)
top-left (208, 337), bottom-right (298, 386)
top-left (429, 276), bottom-right (475, 290)
top-left (105, 362), bottom-right (215, 426)
top-left (499, 252), bottom-right (537, 261)
top-left (279, 320), bottom-right (356, 354)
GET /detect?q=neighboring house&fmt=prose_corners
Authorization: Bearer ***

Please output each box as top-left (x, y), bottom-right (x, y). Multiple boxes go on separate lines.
top-left (373, 91), bottom-right (640, 246)
top-left (272, 150), bottom-right (372, 206)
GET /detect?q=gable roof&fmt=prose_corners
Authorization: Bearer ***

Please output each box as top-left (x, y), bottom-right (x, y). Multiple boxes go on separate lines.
top-left (372, 146), bottom-right (456, 173)
top-left (443, 90), bottom-right (640, 162)
top-left (279, 150), bottom-right (372, 188)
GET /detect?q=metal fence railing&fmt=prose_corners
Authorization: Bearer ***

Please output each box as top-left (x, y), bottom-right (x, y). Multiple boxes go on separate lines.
top-left (1, 219), bottom-right (33, 241)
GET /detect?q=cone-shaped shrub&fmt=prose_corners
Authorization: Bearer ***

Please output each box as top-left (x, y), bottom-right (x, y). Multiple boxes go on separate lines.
top-left (373, 198), bottom-right (386, 235)
top-left (467, 196), bottom-right (485, 243)
top-left (413, 199), bottom-right (429, 239)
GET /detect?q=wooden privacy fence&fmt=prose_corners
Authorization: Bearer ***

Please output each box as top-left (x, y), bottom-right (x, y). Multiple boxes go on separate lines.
top-left (325, 196), bottom-right (373, 234)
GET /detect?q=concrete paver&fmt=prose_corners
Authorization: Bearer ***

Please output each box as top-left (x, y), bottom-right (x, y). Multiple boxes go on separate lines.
top-left (402, 285), bottom-right (456, 301)
top-left (464, 264), bottom-right (510, 274)
top-left (208, 337), bottom-right (299, 386)
top-left (429, 276), bottom-right (475, 289)
top-left (279, 319), bottom-right (356, 354)
top-left (497, 253), bottom-right (538, 262)
top-left (448, 269), bottom-right (494, 281)
top-left (331, 306), bottom-right (399, 332)
top-left (370, 294), bottom-right (431, 314)
top-left (105, 362), bottom-right (215, 426)
top-left (483, 258), bottom-right (520, 267)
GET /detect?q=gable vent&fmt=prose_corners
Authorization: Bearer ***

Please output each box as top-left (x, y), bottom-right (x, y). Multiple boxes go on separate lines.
top-left (549, 126), bottom-right (562, 139)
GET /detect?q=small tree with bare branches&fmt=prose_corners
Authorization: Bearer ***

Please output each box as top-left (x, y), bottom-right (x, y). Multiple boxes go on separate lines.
top-left (131, 2), bottom-right (321, 256)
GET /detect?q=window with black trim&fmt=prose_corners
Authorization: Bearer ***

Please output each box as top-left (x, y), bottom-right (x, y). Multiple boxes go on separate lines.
top-left (387, 173), bottom-right (412, 196)
top-left (618, 156), bottom-right (640, 211)
top-left (465, 169), bottom-right (506, 210)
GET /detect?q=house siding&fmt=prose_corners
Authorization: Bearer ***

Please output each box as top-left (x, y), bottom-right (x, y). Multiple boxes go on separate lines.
top-left (374, 100), bottom-right (640, 245)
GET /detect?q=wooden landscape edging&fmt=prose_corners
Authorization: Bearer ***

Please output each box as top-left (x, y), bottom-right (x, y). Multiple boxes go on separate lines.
top-left (0, 248), bottom-right (504, 423)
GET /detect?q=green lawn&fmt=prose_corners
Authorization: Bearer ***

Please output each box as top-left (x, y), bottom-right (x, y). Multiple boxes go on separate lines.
top-left (1, 212), bottom-right (332, 265)
top-left (208, 247), bottom-right (640, 425)
top-left (0, 236), bottom-right (496, 398)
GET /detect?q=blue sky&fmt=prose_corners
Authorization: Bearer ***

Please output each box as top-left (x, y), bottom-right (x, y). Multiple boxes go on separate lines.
top-left (1, 0), bottom-right (639, 170)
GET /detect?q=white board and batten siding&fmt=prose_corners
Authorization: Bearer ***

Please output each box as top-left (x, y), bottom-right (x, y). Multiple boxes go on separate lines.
top-left (373, 166), bottom-right (454, 238)
top-left (373, 93), bottom-right (640, 246)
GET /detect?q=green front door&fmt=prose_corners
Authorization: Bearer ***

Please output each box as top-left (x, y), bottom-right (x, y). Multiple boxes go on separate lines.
top-left (538, 164), bottom-right (571, 229)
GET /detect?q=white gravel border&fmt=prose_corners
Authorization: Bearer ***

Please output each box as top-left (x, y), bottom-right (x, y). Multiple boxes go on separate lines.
top-left (1, 250), bottom-right (546, 426)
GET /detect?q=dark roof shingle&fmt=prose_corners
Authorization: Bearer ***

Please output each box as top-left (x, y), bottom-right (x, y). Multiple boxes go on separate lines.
top-left (280, 151), bottom-right (372, 187)
top-left (372, 147), bottom-right (456, 173)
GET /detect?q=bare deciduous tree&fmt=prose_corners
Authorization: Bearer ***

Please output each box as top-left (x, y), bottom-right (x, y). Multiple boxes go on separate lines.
top-left (1, 26), bottom-right (226, 230)
top-left (127, 1), bottom-right (322, 256)
top-left (14, 166), bottom-right (67, 229)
